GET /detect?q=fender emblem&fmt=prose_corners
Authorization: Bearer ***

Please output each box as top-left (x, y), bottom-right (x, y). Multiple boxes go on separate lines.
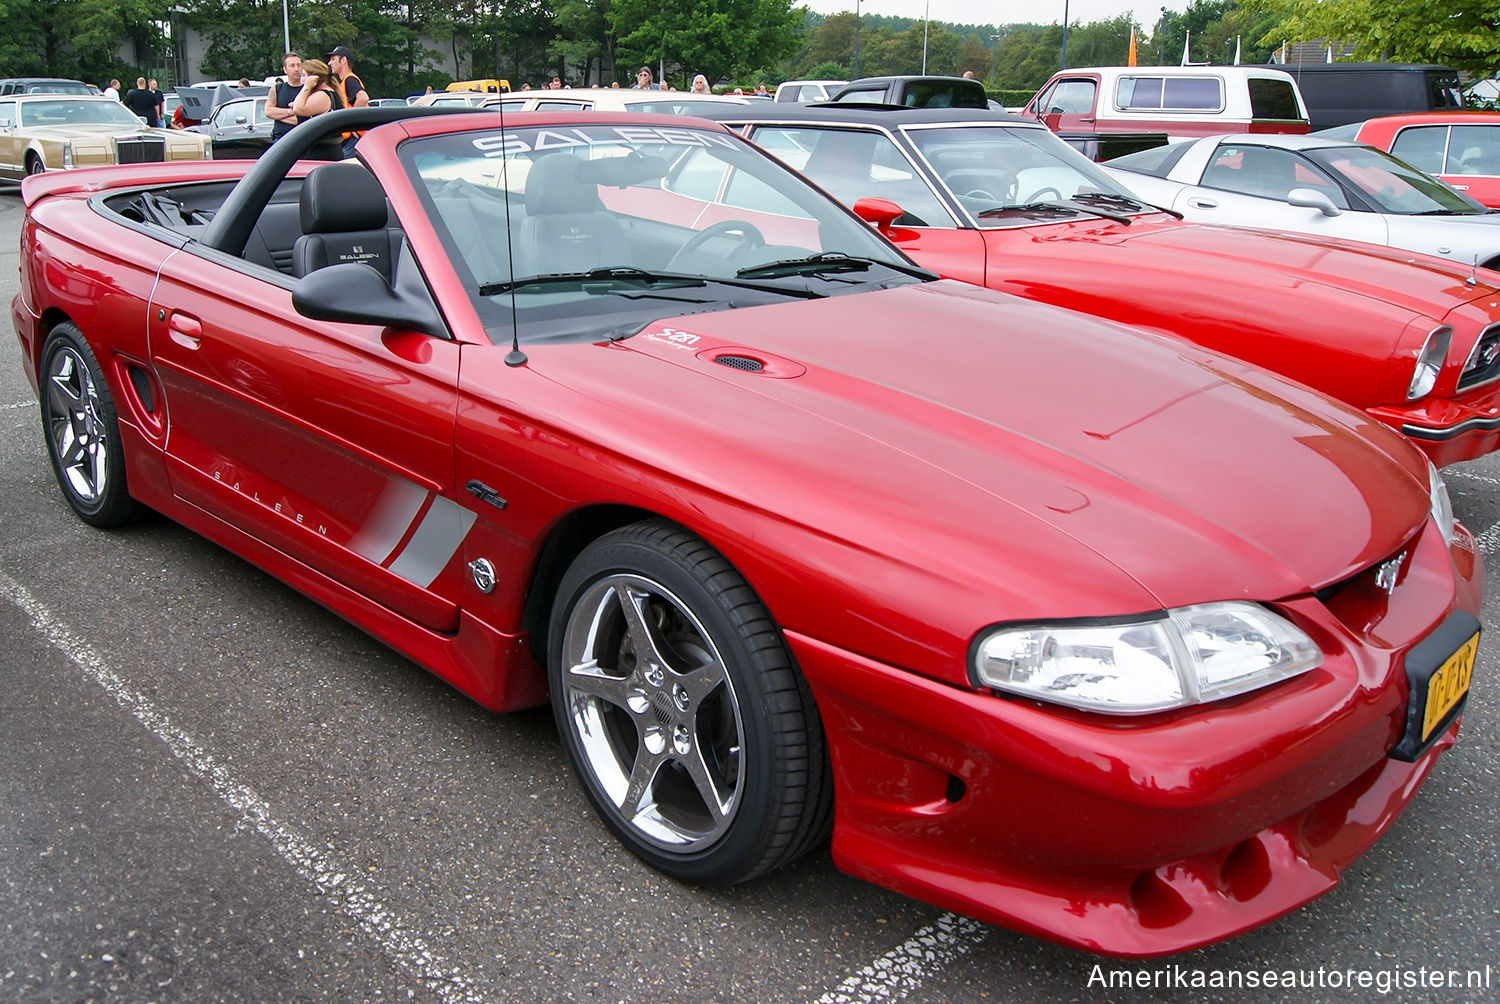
top-left (1374, 552), bottom-right (1406, 595)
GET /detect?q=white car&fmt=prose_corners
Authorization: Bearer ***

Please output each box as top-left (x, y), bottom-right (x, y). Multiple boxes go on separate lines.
top-left (1105, 133), bottom-right (1500, 270)
top-left (482, 88), bottom-right (750, 114)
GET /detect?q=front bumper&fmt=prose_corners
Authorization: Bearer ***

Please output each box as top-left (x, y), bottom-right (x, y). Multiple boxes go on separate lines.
top-left (789, 520), bottom-right (1482, 956)
top-left (1373, 384), bottom-right (1500, 467)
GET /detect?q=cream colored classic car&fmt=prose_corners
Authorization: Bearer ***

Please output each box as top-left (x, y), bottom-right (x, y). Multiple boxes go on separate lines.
top-left (0, 93), bottom-right (211, 180)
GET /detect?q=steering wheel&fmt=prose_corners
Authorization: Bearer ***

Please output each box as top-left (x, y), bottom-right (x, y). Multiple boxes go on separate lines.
top-left (668, 219), bottom-right (765, 270)
top-left (946, 169), bottom-right (1016, 205)
top-left (1019, 186), bottom-right (1063, 203)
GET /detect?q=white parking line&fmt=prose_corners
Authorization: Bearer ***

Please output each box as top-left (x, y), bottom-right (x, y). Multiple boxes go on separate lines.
top-left (4, 399), bottom-right (34, 410)
top-left (0, 569), bottom-right (488, 1004)
top-left (811, 912), bottom-right (990, 1003)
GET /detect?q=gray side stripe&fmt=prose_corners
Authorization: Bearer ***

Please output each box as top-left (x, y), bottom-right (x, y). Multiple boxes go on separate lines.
top-left (348, 477), bottom-right (429, 564)
top-left (388, 495), bottom-right (478, 588)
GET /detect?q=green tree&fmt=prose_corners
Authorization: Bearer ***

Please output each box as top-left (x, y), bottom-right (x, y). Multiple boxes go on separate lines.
top-left (0, 0), bottom-right (169, 83)
top-left (1252, 0), bottom-right (1500, 74)
top-left (607, 0), bottom-right (800, 87)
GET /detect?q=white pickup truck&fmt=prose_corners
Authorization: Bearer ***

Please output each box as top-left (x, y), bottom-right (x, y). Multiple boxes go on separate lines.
top-left (1022, 65), bottom-right (1310, 143)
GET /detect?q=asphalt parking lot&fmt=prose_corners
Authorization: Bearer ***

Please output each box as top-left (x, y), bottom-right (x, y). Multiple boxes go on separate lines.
top-left (1, 188), bottom-right (1498, 1004)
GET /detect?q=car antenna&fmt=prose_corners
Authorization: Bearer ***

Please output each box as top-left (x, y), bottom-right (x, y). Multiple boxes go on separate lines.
top-left (1469, 254), bottom-right (1479, 287)
top-left (497, 93), bottom-right (527, 367)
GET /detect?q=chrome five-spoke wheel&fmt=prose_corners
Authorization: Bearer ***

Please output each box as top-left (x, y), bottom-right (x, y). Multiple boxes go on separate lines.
top-left (548, 520), bottom-right (831, 884)
top-left (39, 323), bottom-right (141, 527)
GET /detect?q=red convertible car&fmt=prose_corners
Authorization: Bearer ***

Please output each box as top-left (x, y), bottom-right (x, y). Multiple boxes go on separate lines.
top-left (704, 103), bottom-right (1500, 467)
top-left (12, 107), bottom-right (1483, 956)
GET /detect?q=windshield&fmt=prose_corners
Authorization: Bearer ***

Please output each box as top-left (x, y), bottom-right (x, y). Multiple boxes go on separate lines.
top-left (18, 98), bottom-right (148, 128)
top-left (402, 122), bottom-right (927, 345)
top-left (905, 124), bottom-right (1155, 226)
top-left (1306, 144), bottom-right (1488, 214)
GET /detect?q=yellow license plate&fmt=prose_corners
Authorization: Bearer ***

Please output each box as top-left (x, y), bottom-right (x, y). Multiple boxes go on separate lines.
top-left (1422, 632), bottom-right (1478, 741)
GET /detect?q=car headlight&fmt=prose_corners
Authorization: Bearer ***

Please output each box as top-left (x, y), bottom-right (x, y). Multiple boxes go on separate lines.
top-left (1409, 325), bottom-right (1452, 400)
top-left (972, 601), bottom-right (1322, 714)
top-left (1429, 459), bottom-right (1456, 546)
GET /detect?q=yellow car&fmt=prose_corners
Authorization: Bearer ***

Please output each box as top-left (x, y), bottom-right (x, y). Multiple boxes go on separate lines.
top-left (0, 93), bottom-right (211, 180)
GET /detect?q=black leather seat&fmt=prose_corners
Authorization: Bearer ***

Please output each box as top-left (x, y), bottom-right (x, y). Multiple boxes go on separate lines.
top-left (291, 162), bottom-right (404, 282)
top-left (518, 154), bottom-right (629, 275)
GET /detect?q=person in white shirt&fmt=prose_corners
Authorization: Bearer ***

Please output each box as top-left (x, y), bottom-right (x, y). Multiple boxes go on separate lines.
top-left (103, 78), bottom-right (120, 101)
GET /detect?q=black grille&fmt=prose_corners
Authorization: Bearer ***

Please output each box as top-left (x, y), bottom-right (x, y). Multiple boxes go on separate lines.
top-left (115, 138), bottom-right (165, 165)
top-left (1458, 323), bottom-right (1500, 391)
top-left (715, 354), bottom-right (764, 372)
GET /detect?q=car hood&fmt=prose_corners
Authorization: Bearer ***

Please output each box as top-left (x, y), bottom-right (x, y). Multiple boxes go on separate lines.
top-left (1024, 214), bottom-right (1500, 317)
top-left (550, 281), bottom-right (1430, 619)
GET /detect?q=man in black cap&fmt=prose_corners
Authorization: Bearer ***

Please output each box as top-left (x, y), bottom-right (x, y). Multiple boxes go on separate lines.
top-left (326, 44), bottom-right (368, 157)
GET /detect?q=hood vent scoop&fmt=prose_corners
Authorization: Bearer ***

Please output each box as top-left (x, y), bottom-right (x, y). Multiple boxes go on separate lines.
top-left (714, 354), bottom-right (765, 373)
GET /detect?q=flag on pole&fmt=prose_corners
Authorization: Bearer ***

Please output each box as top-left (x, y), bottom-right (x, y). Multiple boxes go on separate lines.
top-left (1128, 27), bottom-right (1137, 66)
top-left (1233, 36), bottom-right (1241, 65)
top-left (1181, 29), bottom-right (1191, 65)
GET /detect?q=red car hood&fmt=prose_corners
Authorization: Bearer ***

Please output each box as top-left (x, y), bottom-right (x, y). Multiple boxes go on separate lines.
top-left (1027, 214), bottom-right (1500, 314)
top-left (550, 281), bottom-right (1430, 618)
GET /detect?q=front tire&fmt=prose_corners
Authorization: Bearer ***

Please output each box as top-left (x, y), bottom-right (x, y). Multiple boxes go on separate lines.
top-left (39, 323), bottom-right (143, 527)
top-left (548, 520), bottom-right (831, 884)
top-left (25, 152), bottom-right (44, 176)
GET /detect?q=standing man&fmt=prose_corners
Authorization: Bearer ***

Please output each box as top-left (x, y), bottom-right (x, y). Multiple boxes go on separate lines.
top-left (147, 78), bottom-right (165, 127)
top-left (265, 52), bottom-right (304, 144)
top-left (632, 66), bottom-right (658, 90)
top-left (122, 77), bottom-right (155, 123)
top-left (327, 45), bottom-right (368, 158)
top-left (103, 78), bottom-right (120, 101)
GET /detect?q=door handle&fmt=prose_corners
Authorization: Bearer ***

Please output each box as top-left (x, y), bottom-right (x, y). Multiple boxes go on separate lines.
top-left (167, 311), bottom-right (203, 349)
top-left (1187, 197), bottom-right (1219, 210)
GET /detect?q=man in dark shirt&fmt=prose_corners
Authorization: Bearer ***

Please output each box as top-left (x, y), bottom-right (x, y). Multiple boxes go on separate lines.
top-left (122, 77), bottom-right (155, 123)
top-left (265, 52), bottom-right (304, 143)
top-left (148, 78), bottom-right (165, 127)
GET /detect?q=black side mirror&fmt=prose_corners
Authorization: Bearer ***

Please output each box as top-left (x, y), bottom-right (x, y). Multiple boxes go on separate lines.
top-left (292, 261), bottom-right (447, 338)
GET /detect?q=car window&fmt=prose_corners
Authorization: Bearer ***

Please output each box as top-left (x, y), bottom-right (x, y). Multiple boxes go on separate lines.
top-left (16, 99), bottom-right (145, 128)
top-left (752, 126), bottom-right (951, 227)
top-left (1390, 126), bottom-right (1448, 174)
top-left (1309, 144), bottom-right (1485, 213)
top-left (1446, 125), bottom-right (1500, 176)
top-left (535, 99), bottom-right (590, 111)
top-left (833, 87), bottom-right (885, 103)
top-left (1247, 78), bottom-right (1301, 120)
top-left (1200, 144), bottom-right (1348, 206)
top-left (403, 121), bottom-right (921, 345)
top-left (1040, 79), bottom-right (1095, 115)
top-left (0, 101), bottom-right (14, 128)
top-left (906, 123), bottom-right (1143, 226)
top-left (1116, 75), bottom-right (1223, 112)
top-left (1105, 139), bottom-right (1194, 176)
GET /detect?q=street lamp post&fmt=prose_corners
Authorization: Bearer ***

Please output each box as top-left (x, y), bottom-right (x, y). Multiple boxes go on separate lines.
top-left (1060, 0), bottom-right (1070, 70)
top-left (922, 0), bottom-right (930, 74)
top-left (282, 0), bottom-right (290, 54)
top-left (990, 31), bottom-right (1002, 86)
top-left (853, 0), bottom-right (862, 78)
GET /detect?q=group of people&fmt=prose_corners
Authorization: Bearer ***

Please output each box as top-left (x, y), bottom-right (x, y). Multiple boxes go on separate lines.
top-left (108, 76), bottom-right (166, 126)
top-left (264, 45), bottom-right (368, 158)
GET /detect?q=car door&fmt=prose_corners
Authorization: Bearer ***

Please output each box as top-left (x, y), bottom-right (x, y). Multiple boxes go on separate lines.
top-left (1027, 75), bottom-right (1101, 134)
top-left (1174, 141), bottom-right (1390, 247)
top-left (0, 99), bottom-right (18, 177)
top-left (146, 244), bottom-right (467, 633)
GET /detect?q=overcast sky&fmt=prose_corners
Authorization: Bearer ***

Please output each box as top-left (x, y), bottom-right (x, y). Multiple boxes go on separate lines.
top-left (802, 0), bottom-right (1175, 33)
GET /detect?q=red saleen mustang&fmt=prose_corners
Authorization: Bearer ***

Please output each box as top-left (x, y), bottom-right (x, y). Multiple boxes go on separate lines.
top-left (705, 103), bottom-right (1500, 467)
top-left (11, 107), bottom-right (1484, 957)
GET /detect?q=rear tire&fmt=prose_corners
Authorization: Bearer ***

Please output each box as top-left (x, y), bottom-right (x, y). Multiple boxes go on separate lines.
top-left (25, 152), bottom-right (44, 176)
top-left (548, 519), bottom-right (831, 884)
top-left (39, 323), bottom-right (143, 527)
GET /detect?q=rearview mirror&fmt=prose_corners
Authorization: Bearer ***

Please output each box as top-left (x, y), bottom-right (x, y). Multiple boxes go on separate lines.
top-left (1286, 187), bottom-right (1341, 217)
top-left (292, 262), bottom-right (447, 338)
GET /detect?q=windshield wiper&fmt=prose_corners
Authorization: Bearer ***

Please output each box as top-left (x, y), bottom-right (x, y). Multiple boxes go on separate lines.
top-left (478, 266), bottom-right (707, 297)
top-left (736, 252), bottom-right (934, 280)
top-left (1070, 191), bottom-right (1150, 212)
top-left (979, 199), bottom-right (1134, 224)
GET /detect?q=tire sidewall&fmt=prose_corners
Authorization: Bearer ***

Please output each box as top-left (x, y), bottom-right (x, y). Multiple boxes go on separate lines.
top-left (547, 526), bottom-right (784, 884)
